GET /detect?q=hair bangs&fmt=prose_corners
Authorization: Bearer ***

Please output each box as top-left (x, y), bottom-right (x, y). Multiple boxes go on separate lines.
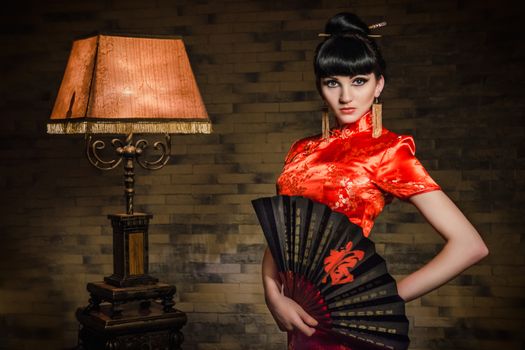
top-left (315, 37), bottom-right (377, 79)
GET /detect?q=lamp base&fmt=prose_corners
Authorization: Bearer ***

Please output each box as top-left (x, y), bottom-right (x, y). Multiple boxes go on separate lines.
top-left (104, 273), bottom-right (159, 288)
top-left (106, 212), bottom-right (158, 288)
top-left (85, 281), bottom-right (177, 317)
top-left (77, 282), bottom-right (186, 350)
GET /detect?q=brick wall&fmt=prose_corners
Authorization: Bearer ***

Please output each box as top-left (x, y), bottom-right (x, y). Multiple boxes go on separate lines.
top-left (0, 0), bottom-right (523, 349)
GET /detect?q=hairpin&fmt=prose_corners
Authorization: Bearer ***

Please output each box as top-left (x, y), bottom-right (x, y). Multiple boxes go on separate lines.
top-left (318, 21), bottom-right (387, 38)
top-left (368, 21), bottom-right (387, 29)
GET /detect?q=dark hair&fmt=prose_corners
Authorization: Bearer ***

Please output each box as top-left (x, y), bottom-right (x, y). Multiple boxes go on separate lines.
top-left (314, 12), bottom-right (386, 96)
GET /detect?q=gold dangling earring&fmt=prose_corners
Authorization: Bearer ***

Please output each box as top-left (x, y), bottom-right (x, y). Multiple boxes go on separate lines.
top-left (372, 97), bottom-right (382, 138)
top-left (322, 102), bottom-right (330, 139)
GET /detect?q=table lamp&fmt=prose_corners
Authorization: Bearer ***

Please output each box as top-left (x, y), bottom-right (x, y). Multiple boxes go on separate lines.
top-left (48, 32), bottom-right (211, 349)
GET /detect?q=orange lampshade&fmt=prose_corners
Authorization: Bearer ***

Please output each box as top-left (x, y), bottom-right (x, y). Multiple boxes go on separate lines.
top-left (47, 33), bottom-right (211, 134)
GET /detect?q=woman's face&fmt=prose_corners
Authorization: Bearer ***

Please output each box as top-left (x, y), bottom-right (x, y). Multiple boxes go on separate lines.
top-left (320, 73), bottom-right (384, 126)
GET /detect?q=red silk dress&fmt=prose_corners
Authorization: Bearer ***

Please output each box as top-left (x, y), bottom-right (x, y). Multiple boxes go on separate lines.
top-left (276, 110), bottom-right (441, 350)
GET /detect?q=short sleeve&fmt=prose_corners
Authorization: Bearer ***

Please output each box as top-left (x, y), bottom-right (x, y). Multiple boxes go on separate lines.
top-left (374, 135), bottom-right (441, 201)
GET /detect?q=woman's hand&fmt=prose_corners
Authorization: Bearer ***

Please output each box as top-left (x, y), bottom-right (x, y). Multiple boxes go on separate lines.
top-left (266, 291), bottom-right (319, 336)
top-left (262, 247), bottom-right (318, 336)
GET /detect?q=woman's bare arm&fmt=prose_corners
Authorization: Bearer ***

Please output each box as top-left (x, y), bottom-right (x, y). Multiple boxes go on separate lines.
top-left (262, 247), bottom-right (318, 335)
top-left (396, 190), bottom-right (489, 302)
top-left (262, 247), bottom-right (283, 303)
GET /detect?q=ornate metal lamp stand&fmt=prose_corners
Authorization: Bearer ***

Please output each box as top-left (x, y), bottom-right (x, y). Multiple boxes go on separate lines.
top-left (87, 132), bottom-right (171, 287)
top-left (76, 133), bottom-right (186, 350)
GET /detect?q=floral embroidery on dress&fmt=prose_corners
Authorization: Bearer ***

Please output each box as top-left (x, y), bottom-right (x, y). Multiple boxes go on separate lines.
top-left (334, 177), bottom-right (358, 211)
top-left (277, 161), bottom-right (313, 195)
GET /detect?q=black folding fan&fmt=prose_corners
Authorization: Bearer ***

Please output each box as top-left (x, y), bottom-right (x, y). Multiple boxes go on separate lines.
top-left (252, 195), bottom-right (410, 350)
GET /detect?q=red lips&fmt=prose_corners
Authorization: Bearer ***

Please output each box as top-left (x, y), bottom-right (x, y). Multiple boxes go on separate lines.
top-left (339, 108), bottom-right (355, 114)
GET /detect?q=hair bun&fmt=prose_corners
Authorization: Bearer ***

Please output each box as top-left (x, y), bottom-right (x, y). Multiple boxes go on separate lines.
top-left (324, 12), bottom-right (370, 37)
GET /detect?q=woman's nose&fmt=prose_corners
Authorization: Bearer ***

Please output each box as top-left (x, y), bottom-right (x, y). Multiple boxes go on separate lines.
top-left (339, 86), bottom-right (352, 103)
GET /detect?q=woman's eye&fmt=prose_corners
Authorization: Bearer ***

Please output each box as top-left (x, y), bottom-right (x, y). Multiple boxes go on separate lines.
top-left (353, 78), bottom-right (368, 86)
top-left (324, 80), bottom-right (339, 88)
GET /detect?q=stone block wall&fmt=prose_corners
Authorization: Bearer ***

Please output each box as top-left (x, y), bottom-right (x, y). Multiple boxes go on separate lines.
top-left (0, 1), bottom-right (523, 349)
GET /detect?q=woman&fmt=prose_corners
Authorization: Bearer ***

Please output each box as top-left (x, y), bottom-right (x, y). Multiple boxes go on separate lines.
top-left (261, 12), bottom-right (489, 349)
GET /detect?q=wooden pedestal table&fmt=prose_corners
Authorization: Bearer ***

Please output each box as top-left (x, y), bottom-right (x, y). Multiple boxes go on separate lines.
top-left (76, 282), bottom-right (187, 350)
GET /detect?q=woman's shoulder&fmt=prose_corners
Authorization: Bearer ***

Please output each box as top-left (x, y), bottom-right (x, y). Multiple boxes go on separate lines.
top-left (288, 131), bottom-right (328, 153)
top-left (374, 128), bottom-right (417, 152)
top-left (283, 133), bottom-right (322, 164)
top-left (372, 127), bottom-right (424, 169)
top-left (344, 128), bottom-right (419, 166)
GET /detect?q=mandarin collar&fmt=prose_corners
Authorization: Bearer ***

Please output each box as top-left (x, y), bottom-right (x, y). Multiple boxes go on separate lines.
top-left (329, 110), bottom-right (373, 139)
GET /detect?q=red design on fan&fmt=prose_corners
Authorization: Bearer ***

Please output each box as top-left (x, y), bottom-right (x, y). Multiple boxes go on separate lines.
top-left (322, 241), bottom-right (365, 285)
